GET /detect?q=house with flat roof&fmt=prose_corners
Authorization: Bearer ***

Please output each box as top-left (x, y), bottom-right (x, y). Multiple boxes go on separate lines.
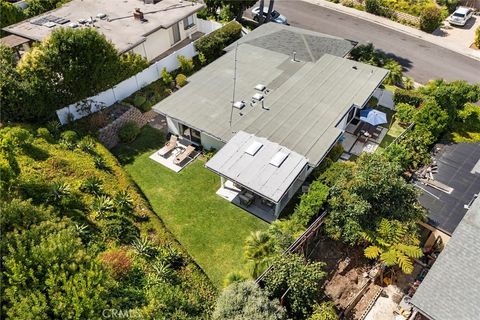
top-left (152, 24), bottom-right (388, 221)
top-left (2, 0), bottom-right (204, 61)
top-left (410, 195), bottom-right (480, 320)
top-left (414, 142), bottom-right (480, 247)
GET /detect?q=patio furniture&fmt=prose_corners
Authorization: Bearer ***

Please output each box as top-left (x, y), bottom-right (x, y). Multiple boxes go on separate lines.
top-left (360, 108), bottom-right (387, 126)
top-left (158, 135), bottom-right (178, 156)
top-left (239, 190), bottom-right (254, 206)
top-left (357, 135), bottom-right (368, 143)
top-left (173, 145), bottom-right (195, 165)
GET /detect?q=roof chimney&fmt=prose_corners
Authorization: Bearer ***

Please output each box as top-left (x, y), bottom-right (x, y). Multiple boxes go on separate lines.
top-left (133, 8), bottom-right (144, 21)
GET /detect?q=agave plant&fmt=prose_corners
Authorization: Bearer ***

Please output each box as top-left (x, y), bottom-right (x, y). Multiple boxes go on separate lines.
top-left (91, 195), bottom-right (114, 218)
top-left (49, 181), bottom-right (71, 203)
top-left (114, 190), bottom-right (134, 214)
top-left (74, 223), bottom-right (89, 235)
top-left (152, 259), bottom-right (175, 283)
top-left (93, 156), bottom-right (110, 172)
top-left (78, 136), bottom-right (96, 154)
top-left (158, 245), bottom-right (184, 269)
top-left (80, 176), bottom-right (103, 196)
top-left (131, 236), bottom-right (156, 258)
top-left (363, 219), bottom-right (423, 274)
top-left (46, 120), bottom-right (62, 138)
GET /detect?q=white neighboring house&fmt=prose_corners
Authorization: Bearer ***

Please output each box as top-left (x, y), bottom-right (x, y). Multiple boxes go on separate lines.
top-left (2, 0), bottom-right (205, 61)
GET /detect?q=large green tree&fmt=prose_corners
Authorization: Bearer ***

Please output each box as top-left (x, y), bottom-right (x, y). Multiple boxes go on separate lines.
top-left (213, 281), bottom-right (286, 320)
top-left (322, 153), bottom-right (425, 245)
top-left (0, 0), bottom-right (25, 35)
top-left (263, 254), bottom-right (326, 319)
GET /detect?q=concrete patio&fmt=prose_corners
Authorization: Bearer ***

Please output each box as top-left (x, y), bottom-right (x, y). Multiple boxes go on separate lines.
top-left (341, 120), bottom-right (388, 157)
top-left (149, 138), bottom-right (199, 172)
top-left (216, 180), bottom-right (276, 223)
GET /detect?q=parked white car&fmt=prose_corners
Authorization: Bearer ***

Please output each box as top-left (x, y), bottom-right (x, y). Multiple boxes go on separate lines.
top-left (448, 7), bottom-right (474, 26)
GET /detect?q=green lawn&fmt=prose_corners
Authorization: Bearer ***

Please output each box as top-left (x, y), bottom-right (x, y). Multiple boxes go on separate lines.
top-left (377, 117), bottom-right (405, 152)
top-left (113, 127), bottom-right (268, 287)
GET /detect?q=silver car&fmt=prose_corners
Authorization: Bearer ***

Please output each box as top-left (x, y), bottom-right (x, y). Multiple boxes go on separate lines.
top-left (251, 7), bottom-right (288, 25)
top-left (448, 7), bottom-right (474, 26)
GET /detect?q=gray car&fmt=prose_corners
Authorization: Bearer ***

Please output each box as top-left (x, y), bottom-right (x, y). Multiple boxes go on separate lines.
top-left (251, 7), bottom-right (288, 25)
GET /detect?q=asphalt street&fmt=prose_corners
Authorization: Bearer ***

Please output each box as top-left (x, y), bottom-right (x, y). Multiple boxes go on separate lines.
top-left (251, 1), bottom-right (480, 83)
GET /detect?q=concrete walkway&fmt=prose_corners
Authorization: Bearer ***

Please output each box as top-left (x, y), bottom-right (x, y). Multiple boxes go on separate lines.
top-left (302, 0), bottom-right (480, 61)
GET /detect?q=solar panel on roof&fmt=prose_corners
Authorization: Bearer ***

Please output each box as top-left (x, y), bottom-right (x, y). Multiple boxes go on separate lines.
top-left (245, 141), bottom-right (263, 156)
top-left (270, 151), bottom-right (289, 167)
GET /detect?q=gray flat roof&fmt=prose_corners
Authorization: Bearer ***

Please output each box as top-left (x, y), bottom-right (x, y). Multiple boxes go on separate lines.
top-left (224, 23), bottom-right (357, 62)
top-left (415, 142), bottom-right (480, 235)
top-left (205, 131), bottom-right (308, 203)
top-left (411, 196), bottom-right (480, 320)
top-left (154, 38), bottom-right (387, 165)
top-left (3, 0), bottom-right (204, 53)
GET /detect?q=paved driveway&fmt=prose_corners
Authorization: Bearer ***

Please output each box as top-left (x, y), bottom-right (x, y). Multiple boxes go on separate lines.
top-left (434, 15), bottom-right (480, 50)
top-left (246, 1), bottom-right (480, 84)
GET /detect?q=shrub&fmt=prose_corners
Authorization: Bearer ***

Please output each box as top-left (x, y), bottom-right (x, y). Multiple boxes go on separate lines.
top-left (113, 190), bottom-right (134, 214)
top-left (133, 94), bottom-right (147, 109)
top-left (194, 21), bottom-right (242, 61)
top-left (77, 136), bottom-right (96, 154)
top-left (213, 281), bottom-right (287, 320)
top-left (36, 128), bottom-right (53, 141)
top-left (384, 59), bottom-right (403, 85)
top-left (132, 236), bottom-right (157, 258)
top-left (177, 55), bottom-right (194, 75)
top-left (420, 6), bottom-right (443, 33)
top-left (175, 74), bottom-right (188, 87)
top-left (80, 176), bottom-right (103, 196)
top-left (161, 67), bottom-right (173, 87)
top-left (91, 195), bottom-right (114, 218)
top-left (309, 302), bottom-right (337, 320)
top-left (158, 245), bottom-right (185, 269)
top-left (414, 99), bottom-right (449, 138)
top-left (118, 121), bottom-right (140, 143)
top-left (223, 271), bottom-right (248, 288)
top-left (365, 0), bottom-right (383, 15)
top-left (476, 26), bottom-right (480, 48)
top-left (99, 249), bottom-right (133, 279)
top-left (198, 52), bottom-right (207, 66)
top-left (395, 103), bottom-right (417, 123)
top-left (60, 130), bottom-right (78, 143)
top-left (103, 214), bottom-right (140, 244)
top-left (291, 181), bottom-right (329, 227)
top-left (93, 155), bottom-right (110, 171)
top-left (219, 5), bottom-right (235, 21)
top-left (393, 89), bottom-right (424, 107)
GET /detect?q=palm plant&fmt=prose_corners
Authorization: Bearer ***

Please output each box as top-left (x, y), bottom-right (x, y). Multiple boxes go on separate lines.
top-left (363, 219), bottom-right (423, 274)
top-left (243, 231), bottom-right (276, 278)
top-left (384, 59), bottom-right (403, 85)
top-left (78, 136), bottom-right (96, 154)
top-left (93, 156), bottom-right (110, 172)
top-left (91, 195), bottom-right (114, 218)
top-left (152, 259), bottom-right (175, 282)
top-left (402, 76), bottom-right (415, 90)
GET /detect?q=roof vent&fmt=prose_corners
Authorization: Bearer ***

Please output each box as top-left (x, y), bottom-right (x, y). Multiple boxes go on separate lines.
top-left (96, 13), bottom-right (107, 19)
top-left (270, 151), bottom-right (289, 167)
top-left (43, 21), bottom-right (56, 28)
top-left (133, 8), bottom-right (144, 20)
top-left (252, 93), bottom-right (264, 101)
top-left (352, 66), bottom-right (358, 70)
top-left (245, 141), bottom-right (263, 156)
top-left (255, 84), bottom-right (266, 92)
top-left (233, 101), bottom-right (245, 110)
top-left (69, 22), bottom-right (79, 28)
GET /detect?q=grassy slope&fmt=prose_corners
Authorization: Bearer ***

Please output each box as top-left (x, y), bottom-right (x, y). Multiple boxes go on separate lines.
top-left (114, 127), bottom-right (268, 287)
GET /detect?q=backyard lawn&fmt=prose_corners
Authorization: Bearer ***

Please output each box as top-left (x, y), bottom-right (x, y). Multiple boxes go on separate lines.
top-left (113, 127), bottom-right (268, 287)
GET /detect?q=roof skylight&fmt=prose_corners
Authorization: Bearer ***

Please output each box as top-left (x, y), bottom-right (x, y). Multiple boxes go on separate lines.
top-left (270, 151), bottom-right (289, 167)
top-left (245, 141), bottom-right (263, 156)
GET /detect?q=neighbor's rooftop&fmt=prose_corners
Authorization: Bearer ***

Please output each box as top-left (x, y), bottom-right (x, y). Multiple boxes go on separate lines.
top-left (206, 131), bottom-right (308, 203)
top-left (2, 0), bottom-right (204, 53)
top-left (415, 142), bottom-right (480, 235)
top-left (153, 29), bottom-right (387, 165)
top-left (411, 196), bottom-right (480, 320)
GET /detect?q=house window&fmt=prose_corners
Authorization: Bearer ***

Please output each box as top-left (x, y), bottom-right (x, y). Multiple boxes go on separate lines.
top-left (183, 15), bottom-right (195, 30)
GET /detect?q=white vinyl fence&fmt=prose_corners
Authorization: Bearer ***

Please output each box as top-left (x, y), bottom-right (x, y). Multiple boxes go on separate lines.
top-left (56, 19), bottom-right (223, 124)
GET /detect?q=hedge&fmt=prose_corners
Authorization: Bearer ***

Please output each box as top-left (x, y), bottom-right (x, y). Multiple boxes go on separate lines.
top-left (419, 6), bottom-right (443, 33)
top-left (194, 21), bottom-right (242, 61)
top-left (475, 26), bottom-right (480, 48)
top-left (393, 89), bottom-right (424, 107)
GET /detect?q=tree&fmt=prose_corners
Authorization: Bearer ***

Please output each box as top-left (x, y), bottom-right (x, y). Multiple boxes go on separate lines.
top-left (25, 0), bottom-right (69, 17)
top-left (363, 219), bottom-right (423, 274)
top-left (383, 59), bottom-right (403, 85)
top-left (213, 281), bottom-right (286, 320)
top-left (0, 0), bottom-right (25, 34)
top-left (309, 302), bottom-right (337, 320)
top-left (263, 254), bottom-right (326, 318)
top-left (324, 153), bottom-right (425, 245)
top-left (244, 231), bottom-right (277, 278)
top-left (221, 0), bottom-right (257, 20)
top-left (414, 99), bottom-right (449, 138)
top-left (395, 102), bottom-right (417, 124)
top-left (419, 6), bottom-right (444, 33)
top-left (291, 181), bottom-right (329, 227)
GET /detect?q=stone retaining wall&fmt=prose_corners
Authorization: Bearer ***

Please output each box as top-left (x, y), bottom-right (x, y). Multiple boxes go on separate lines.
top-left (98, 105), bottom-right (148, 149)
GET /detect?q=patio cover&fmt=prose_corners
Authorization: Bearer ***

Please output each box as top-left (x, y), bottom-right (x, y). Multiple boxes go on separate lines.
top-left (205, 131), bottom-right (308, 203)
top-left (0, 35), bottom-right (29, 48)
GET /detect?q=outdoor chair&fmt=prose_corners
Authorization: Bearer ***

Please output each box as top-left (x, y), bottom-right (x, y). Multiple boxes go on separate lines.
top-left (174, 145), bottom-right (195, 165)
top-left (158, 135), bottom-right (178, 156)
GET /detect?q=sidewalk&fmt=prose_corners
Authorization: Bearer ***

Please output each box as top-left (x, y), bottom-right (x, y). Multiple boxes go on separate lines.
top-left (302, 0), bottom-right (480, 61)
